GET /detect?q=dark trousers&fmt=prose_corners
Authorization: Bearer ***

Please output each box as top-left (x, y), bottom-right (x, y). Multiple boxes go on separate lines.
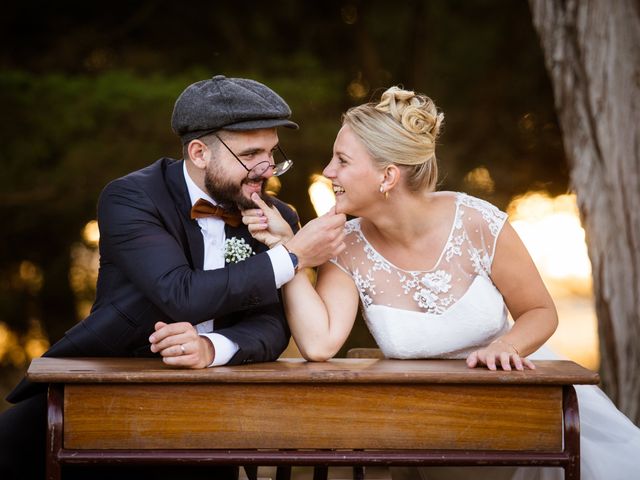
top-left (0, 391), bottom-right (47, 480)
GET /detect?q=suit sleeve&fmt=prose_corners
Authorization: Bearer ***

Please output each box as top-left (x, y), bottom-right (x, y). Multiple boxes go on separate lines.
top-left (217, 301), bottom-right (291, 364)
top-left (97, 178), bottom-right (281, 324)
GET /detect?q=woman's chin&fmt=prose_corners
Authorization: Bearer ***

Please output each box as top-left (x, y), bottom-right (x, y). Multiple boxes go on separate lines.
top-left (335, 196), bottom-right (356, 216)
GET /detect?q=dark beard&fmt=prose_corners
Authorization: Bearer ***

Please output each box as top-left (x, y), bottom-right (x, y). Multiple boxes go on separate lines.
top-left (204, 165), bottom-right (273, 211)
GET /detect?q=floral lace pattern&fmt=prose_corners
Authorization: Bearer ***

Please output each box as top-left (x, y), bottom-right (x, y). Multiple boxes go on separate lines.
top-left (458, 193), bottom-right (506, 237)
top-left (331, 192), bottom-right (508, 315)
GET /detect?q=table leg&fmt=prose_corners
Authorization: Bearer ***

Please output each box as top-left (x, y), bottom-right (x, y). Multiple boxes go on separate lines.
top-left (46, 384), bottom-right (63, 480)
top-left (563, 385), bottom-right (580, 479)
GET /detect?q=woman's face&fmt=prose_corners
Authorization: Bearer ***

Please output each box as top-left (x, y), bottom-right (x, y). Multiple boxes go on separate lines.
top-left (323, 124), bottom-right (383, 216)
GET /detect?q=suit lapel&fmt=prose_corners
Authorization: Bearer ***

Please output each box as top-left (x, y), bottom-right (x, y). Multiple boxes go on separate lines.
top-left (165, 160), bottom-right (205, 268)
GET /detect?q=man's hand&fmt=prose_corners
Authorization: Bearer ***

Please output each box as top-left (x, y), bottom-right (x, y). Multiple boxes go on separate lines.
top-left (285, 207), bottom-right (346, 269)
top-left (149, 321), bottom-right (214, 368)
top-left (242, 193), bottom-right (294, 248)
top-left (243, 192), bottom-right (347, 268)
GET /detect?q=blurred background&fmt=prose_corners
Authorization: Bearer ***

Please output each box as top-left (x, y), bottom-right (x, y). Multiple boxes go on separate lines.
top-left (0, 0), bottom-right (597, 412)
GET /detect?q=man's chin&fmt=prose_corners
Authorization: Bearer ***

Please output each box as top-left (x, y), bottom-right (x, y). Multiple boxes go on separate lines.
top-left (234, 191), bottom-right (259, 210)
top-left (238, 184), bottom-right (272, 209)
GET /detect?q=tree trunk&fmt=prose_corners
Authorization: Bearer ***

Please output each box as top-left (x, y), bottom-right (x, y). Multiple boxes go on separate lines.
top-left (529, 0), bottom-right (640, 424)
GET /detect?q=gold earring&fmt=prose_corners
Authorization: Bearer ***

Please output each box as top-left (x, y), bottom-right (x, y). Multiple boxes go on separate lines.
top-left (379, 184), bottom-right (389, 200)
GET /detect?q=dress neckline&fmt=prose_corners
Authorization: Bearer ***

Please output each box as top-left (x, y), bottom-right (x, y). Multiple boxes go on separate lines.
top-left (356, 193), bottom-right (461, 274)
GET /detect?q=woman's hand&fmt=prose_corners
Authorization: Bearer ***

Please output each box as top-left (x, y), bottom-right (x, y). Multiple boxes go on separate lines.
top-left (466, 339), bottom-right (535, 371)
top-left (242, 193), bottom-right (294, 248)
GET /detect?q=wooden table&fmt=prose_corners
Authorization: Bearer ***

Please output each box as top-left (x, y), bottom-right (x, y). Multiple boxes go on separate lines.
top-left (27, 357), bottom-right (599, 480)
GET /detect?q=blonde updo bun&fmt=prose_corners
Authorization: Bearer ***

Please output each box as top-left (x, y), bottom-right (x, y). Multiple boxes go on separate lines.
top-left (343, 86), bottom-right (444, 192)
top-left (376, 87), bottom-right (443, 140)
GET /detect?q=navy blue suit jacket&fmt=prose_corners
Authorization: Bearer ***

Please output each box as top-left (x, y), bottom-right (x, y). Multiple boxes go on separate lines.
top-left (7, 158), bottom-right (297, 402)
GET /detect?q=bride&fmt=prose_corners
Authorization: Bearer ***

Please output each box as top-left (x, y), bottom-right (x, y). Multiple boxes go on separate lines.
top-left (243, 86), bottom-right (640, 479)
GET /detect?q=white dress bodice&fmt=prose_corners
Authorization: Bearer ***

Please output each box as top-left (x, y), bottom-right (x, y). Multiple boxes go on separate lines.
top-left (365, 276), bottom-right (508, 359)
top-left (331, 192), bottom-right (510, 359)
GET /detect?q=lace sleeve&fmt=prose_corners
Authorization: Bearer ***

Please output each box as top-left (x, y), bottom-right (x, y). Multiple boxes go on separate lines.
top-left (329, 250), bottom-right (351, 276)
top-left (458, 194), bottom-right (508, 276)
top-left (328, 219), bottom-right (362, 276)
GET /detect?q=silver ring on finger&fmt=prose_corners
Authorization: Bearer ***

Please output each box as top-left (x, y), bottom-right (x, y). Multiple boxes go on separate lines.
top-left (180, 344), bottom-right (186, 355)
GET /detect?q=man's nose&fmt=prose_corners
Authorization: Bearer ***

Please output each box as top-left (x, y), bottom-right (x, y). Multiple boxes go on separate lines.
top-left (262, 167), bottom-right (274, 179)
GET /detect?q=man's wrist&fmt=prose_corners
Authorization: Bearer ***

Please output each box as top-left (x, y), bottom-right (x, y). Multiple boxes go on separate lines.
top-left (200, 336), bottom-right (215, 367)
top-left (282, 242), bottom-right (300, 272)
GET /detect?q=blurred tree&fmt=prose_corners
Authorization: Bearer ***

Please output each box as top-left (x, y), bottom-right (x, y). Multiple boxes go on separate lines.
top-left (530, 0), bottom-right (640, 424)
top-left (0, 72), bottom-right (184, 340)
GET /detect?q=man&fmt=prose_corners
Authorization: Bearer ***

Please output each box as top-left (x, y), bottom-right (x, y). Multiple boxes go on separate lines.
top-left (0, 75), bottom-right (346, 479)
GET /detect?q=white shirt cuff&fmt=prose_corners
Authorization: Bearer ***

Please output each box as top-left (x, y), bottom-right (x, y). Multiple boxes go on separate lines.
top-left (199, 333), bottom-right (239, 367)
top-left (267, 244), bottom-right (295, 289)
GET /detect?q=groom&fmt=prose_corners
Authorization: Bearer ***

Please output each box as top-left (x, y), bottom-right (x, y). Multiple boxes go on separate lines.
top-left (0, 75), bottom-right (346, 479)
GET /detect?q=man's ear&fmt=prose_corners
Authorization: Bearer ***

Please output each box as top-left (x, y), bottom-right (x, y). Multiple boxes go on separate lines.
top-left (187, 139), bottom-right (208, 169)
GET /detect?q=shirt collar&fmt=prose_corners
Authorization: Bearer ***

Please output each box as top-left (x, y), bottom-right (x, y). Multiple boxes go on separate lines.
top-left (183, 161), bottom-right (217, 207)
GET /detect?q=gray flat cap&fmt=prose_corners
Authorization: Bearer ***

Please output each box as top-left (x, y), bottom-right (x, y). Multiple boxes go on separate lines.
top-left (171, 75), bottom-right (298, 143)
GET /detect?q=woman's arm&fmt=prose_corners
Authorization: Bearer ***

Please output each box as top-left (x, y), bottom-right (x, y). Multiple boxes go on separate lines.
top-left (242, 193), bottom-right (358, 361)
top-left (467, 221), bottom-right (558, 371)
top-left (283, 262), bottom-right (360, 361)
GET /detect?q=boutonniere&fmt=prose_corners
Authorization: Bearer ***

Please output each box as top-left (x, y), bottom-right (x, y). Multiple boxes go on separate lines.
top-left (224, 237), bottom-right (254, 263)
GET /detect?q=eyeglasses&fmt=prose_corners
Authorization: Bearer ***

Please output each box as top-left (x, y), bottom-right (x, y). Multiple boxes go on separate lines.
top-left (215, 135), bottom-right (293, 181)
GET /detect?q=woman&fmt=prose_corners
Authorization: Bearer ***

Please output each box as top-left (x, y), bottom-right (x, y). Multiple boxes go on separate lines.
top-left (244, 86), bottom-right (640, 479)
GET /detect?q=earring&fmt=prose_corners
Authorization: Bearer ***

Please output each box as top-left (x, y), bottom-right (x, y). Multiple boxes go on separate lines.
top-left (379, 184), bottom-right (389, 200)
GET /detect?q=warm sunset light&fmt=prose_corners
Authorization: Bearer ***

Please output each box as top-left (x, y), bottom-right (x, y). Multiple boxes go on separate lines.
top-left (508, 192), bottom-right (591, 283)
top-left (463, 166), bottom-right (495, 194)
top-left (82, 220), bottom-right (100, 247)
top-left (507, 191), bottom-right (598, 369)
top-left (0, 322), bottom-right (19, 364)
top-left (0, 320), bottom-right (49, 367)
top-left (308, 174), bottom-right (336, 217)
top-left (23, 320), bottom-right (49, 359)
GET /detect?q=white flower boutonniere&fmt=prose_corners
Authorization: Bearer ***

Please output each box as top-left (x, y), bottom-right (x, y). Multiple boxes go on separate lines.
top-left (224, 237), bottom-right (254, 263)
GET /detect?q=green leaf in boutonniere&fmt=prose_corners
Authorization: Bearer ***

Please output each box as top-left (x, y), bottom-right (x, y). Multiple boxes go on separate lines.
top-left (224, 237), bottom-right (254, 263)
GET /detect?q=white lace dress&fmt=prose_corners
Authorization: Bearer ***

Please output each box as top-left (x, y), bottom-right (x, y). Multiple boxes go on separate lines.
top-left (330, 192), bottom-right (640, 480)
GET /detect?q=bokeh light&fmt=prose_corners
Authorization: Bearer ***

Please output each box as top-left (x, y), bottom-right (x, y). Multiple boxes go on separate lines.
top-left (463, 166), bottom-right (495, 194)
top-left (308, 174), bottom-right (336, 217)
top-left (82, 220), bottom-right (100, 247)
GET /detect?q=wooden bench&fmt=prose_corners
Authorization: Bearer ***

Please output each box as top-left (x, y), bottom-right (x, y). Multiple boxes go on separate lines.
top-left (27, 357), bottom-right (599, 480)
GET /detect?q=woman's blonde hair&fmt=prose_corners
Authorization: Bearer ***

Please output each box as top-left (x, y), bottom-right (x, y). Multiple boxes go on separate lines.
top-left (343, 86), bottom-right (444, 192)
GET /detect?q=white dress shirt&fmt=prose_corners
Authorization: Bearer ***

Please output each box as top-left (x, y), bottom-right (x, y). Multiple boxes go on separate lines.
top-left (182, 162), bottom-right (294, 366)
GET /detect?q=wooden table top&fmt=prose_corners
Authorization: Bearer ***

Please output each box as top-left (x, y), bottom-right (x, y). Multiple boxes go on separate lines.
top-left (27, 357), bottom-right (600, 385)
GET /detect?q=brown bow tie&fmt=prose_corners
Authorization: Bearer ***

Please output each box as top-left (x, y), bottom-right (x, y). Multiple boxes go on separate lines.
top-left (190, 198), bottom-right (242, 227)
